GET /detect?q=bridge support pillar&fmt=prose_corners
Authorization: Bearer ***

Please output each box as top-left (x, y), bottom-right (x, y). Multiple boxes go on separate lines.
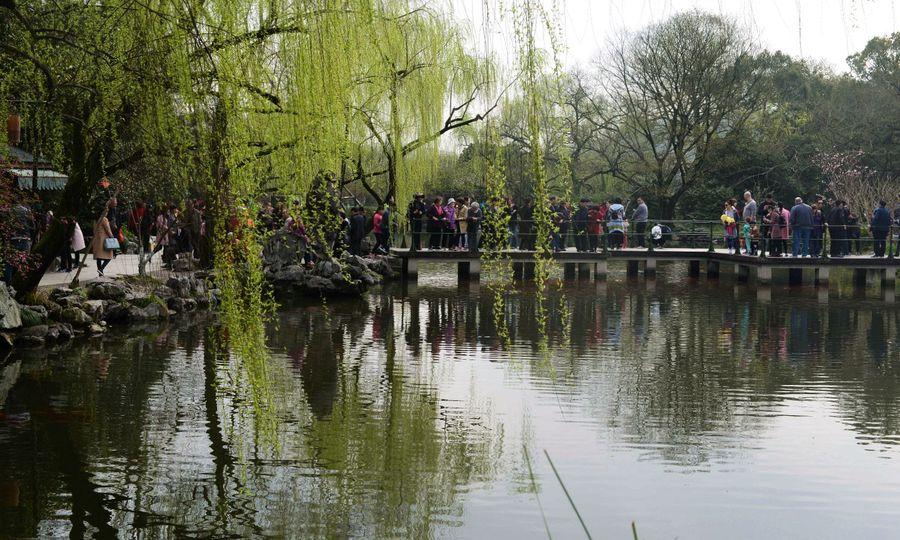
top-left (736, 264), bottom-right (750, 283)
top-left (594, 261), bottom-right (608, 281)
top-left (882, 268), bottom-right (896, 290)
top-left (756, 285), bottom-right (772, 303)
top-left (688, 260), bottom-right (701, 277)
top-left (458, 260), bottom-right (481, 282)
top-left (512, 262), bottom-right (525, 281)
top-left (563, 263), bottom-right (577, 280)
top-left (815, 267), bottom-right (830, 287)
top-left (706, 260), bottom-right (720, 279)
top-left (578, 263), bottom-right (591, 279)
top-left (644, 259), bottom-right (657, 278)
top-left (788, 268), bottom-right (803, 286)
top-left (402, 258), bottom-right (418, 282)
top-left (853, 268), bottom-right (867, 288)
top-left (524, 262), bottom-right (536, 280)
top-left (627, 260), bottom-right (639, 277)
top-left (757, 265), bottom-right (772, 285)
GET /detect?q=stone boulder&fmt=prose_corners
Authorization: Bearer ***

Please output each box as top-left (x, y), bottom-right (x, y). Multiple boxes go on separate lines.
top-left (172, 258), bottom-right (194, 272)
top-left (86, 281), bottom-right (130, 302)
top-left (0, 285), bottom-right (21, 330)
top-left (127, 302), bottom-right (169, 321)
top-left (60, 306), bottom-right (93, 328)
top-left (19, 305), bottom-right (48, 327)
top-left (167, 297), bottom-right (197, 313)
top-left (15, 324), bottom-right (47, 346)
top-left (104, 302), bottom-right (131, 323)
top-left (46, 323), bottom-right (74, 342)
top-left (262, 230), bottom-right (308, 271)
top-left (49, 287), bottom-right (75, 301)
top-left (83, 300), bottom-right (106, 320)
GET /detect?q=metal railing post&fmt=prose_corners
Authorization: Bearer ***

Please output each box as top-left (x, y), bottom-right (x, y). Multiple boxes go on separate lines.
top-left (889, 225), bottom-right (895, 260)
top-left (708, 223), bottom-right (715, 253)
top-left (647, 221), bottom-right (654, 253)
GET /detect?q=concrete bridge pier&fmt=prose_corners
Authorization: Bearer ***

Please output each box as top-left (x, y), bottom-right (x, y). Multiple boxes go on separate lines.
top-left (757, 265), bottom-right (772, 285)
top-left (644, 259), bottom-right (657, 278)
top-left (627, 260), bottom-right (640, 277)
top-left (815, 267), bottom-right (830, 287)
top-left (594, 260), bottom-right (608, 281)
top-left (524, 262), bottom-right (536, 280)
top-left (457, 260), bottom-right (481, 282)
top-left (756, 285), bottom-right (772, 303)
top-left (402, 258), bottom-right (418, 282)
top-left (563, 263), bottom-right (577, 280)
top-left (707, 260), bottom-right (720, 279)
top-left (788, 268), bottom-right (803, 286)
top-left (852, 268), bottom-right (868, 288)
top-left (688, 260), bottom-right (701, 278)
top-left (578, 263), bottom-right (592, 279)
top-left (512, 262), bottom-right (525, 281)
top-left (882, 268), bottom-right (896, 290)
top-left (735, 263), bottom-right (750, 283)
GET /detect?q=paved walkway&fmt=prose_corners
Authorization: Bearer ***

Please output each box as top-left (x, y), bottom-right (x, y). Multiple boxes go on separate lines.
top-left (38, 253), bottom-right (173, 289)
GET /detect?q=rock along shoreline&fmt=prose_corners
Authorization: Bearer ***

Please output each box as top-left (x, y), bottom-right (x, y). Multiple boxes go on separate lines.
top-left (1, 250), bottom-right (399, 351)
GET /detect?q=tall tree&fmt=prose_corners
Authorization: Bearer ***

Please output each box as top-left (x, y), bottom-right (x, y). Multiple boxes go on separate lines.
top-left (595, 11), bottom-right (767, 218)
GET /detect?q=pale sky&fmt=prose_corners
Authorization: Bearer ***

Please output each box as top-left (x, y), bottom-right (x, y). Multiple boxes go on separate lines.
top-left (446, 0), bottom-right (899, 73)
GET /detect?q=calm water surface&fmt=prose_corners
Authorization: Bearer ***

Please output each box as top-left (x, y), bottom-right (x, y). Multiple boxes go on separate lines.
top-left (1, 263), bottom-right (899, 538)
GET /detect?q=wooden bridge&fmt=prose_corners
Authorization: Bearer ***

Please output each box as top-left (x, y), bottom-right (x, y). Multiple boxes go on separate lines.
top-left (392, 247), bottom-right (899, 292)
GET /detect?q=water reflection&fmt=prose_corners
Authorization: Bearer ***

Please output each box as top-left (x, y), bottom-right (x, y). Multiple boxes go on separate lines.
top-left (1, 266), bottom-right (899, 538)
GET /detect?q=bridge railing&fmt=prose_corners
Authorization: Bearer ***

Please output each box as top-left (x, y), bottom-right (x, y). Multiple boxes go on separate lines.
top-left (392, 217), bottom-right (897, 259)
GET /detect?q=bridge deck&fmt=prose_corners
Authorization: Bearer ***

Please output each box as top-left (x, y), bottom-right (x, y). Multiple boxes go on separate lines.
top-left (391, 248), bottom-right (900, 268)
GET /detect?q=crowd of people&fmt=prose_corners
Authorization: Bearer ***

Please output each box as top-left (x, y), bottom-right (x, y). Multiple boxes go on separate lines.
top-left (4, 189), bottom-right (900, 287)
top-left (403, 191), bottom-right (900, 258)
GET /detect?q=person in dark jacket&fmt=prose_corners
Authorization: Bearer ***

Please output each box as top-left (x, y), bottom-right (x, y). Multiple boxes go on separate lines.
top-left (789, 197), bottom-right (813, 257)
top-left (407, 194), bottom-right (426, 251)
top-left (467, 201), bottom-right (482, 253)
top-left (871, 200), bottom-right (892, 257)
top-left (573, 199), bottom-right (590, 252)
top-left (827, 200), bottom-right (848, 257)
top-left (348, 207), bottom-right (367, 255)
top-left (518, 199), bottom-right (534, 251)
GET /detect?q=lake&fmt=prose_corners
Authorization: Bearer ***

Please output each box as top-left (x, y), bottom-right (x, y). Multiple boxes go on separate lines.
top-left (1, 262), bottom-right (899, 538)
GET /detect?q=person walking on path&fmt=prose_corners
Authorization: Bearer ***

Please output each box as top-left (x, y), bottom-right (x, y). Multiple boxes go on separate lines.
top-left (92, 201), bottom-right (117, 277)
top-left (632, 197), bottom-right (648, 248)
top-left (871, 200), bottom-right (892, 257)
top-left (790, 197), bottom-right (813, 257)
top-left (348, 207), bottom-right (367, 255)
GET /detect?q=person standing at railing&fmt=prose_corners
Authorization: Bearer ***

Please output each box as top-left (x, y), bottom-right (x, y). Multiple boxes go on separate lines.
top-left (779, 202), bottom-right (791, 256)
top-left (467, 201), bottom-right (481, 253)
top-left (456, 198), bottom-right (469, 250)
top-left (518, 199), bottom-right (533, 251)
top-left (442, 198), bottom-right (456, 250)
top-left (790, 197), bottom-right (813, 257)
top-left (827, 200), bottom-right (848, 258)
top-left (426, 197), bottom-right (445, 250)
top-left (765, 204), bottom-right (783, 256)
top-left (549, 197), bottom-right (563, 251)
top-left (507, 197), bottom-right (520, 249)
top-left (759, 194), bottom-right (776, 252)
top-left (847, 208), bottom-right (862, 255)
top-left (811, 202), bottom-right (825, 257)
top-left (407, 193), bottom-right (426, 252)
top-left (871, 200), bottom-right (892, 257)
top-left (587, 204), bottom-right (602, 252)
top-left (607, 199), bottom-right (626, 249)
top-left (632, 197), bottom-right (648, 248)
top-left (742, 217), bottom-right (755, 255)
top-left (722, 199), bottom-right (739, 254)
top-left (743, 191), bottom-right (757, 223)
top-left (573, 198), bottom-right (590, 252)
